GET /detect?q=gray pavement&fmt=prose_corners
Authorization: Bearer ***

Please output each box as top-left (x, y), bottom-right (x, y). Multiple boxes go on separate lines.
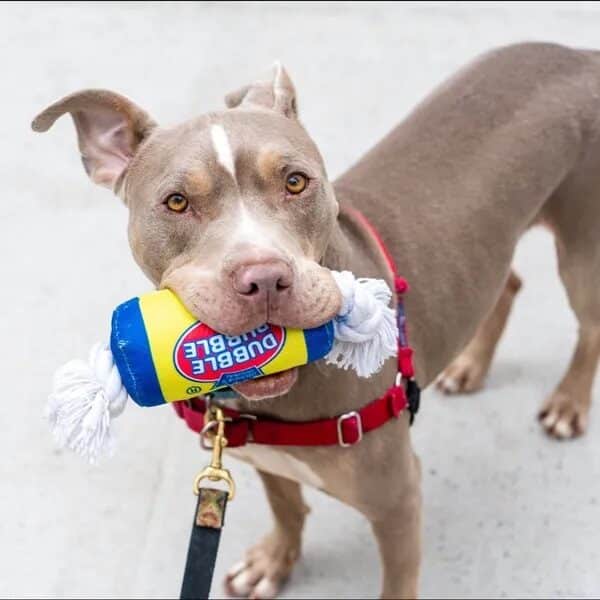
top-left (2, 2), bottom-right (600, 598)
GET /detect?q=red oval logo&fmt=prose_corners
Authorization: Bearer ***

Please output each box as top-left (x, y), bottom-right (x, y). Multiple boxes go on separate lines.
top-left (174, 323), bottom-right (286, 386)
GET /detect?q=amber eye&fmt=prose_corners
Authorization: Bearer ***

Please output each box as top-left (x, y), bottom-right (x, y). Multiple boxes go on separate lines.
top-left (165, 193), bottom-right (189, 213)
top-left (285, 172), bottom-right (308, 195)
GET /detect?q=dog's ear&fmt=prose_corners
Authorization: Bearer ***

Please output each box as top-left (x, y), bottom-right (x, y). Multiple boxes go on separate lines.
top-left (225, 62), bottom-right (298, 118)
top-left (32, 90), bottom-right (156, 191)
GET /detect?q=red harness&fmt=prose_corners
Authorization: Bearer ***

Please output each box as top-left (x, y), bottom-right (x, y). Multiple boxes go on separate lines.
top-left (172, 207), bottom-right (419, 447)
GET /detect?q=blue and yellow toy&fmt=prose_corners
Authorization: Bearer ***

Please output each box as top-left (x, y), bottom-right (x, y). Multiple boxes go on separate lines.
top-left (112, 289), bottom-right (334, 407)
top-left (47, 271), bottom-right (398, 462)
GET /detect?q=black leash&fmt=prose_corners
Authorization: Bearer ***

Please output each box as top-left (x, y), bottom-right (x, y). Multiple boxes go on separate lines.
top-left (180, 487), bottom-right (228, 600)
top-left (180, 404), bottom-right (235, 600)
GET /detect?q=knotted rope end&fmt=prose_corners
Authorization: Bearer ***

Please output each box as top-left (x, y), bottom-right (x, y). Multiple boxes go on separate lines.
top-left (47, 343), bottom-right (128, 464)
top-left (326, 271), bottom-right (398, 377)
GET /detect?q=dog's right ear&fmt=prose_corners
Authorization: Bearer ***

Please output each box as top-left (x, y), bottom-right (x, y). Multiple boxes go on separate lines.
top-left (31, 90), bottom-right (156, 191)
top-left (225, 62), bottom-right (298, 118)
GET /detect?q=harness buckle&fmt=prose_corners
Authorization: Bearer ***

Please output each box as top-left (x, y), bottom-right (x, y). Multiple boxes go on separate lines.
top-left (337, 411), bottom-right (363, 447)
top-left (406, 379), bottom-right (421, 426)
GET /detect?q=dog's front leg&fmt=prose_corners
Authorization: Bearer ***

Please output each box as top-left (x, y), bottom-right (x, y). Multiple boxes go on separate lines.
top-left (367, 453), bottom-right (422, 600)
top-left (224, 470), bottom-right (309, 599)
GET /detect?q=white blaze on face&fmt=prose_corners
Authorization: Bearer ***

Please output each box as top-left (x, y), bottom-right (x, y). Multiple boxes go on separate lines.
top-left (229, 200), bottom-right (303, 258)
top-left (209, 121), bottom-right (298, 256)
top-left (210, 123), bottom-right (236, 181)
top-left (234, 201), bottom-right (272, 245)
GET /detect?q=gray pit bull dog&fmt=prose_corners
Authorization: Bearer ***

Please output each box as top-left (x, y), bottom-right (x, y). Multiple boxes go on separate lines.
top-left (33, 43), bottom-right (600, 598)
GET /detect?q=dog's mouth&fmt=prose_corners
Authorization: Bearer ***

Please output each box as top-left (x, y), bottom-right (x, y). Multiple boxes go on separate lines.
top-left (231, 367), bottom-right (299, 401)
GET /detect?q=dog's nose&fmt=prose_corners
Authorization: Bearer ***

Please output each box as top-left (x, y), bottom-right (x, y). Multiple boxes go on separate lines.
top-left (233, 260), bottom-right (293, 297)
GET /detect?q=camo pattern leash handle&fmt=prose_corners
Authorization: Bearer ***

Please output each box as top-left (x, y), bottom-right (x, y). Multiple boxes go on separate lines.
top-left (180, 488), bottom-right (228, 599)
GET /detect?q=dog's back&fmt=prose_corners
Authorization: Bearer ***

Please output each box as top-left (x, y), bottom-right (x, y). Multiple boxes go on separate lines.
top-left (336, 43), bottom-right (600, 390)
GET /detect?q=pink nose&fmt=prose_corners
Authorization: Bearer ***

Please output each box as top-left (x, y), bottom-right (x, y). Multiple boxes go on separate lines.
top-left (233, 260), bottom-right (293, 298)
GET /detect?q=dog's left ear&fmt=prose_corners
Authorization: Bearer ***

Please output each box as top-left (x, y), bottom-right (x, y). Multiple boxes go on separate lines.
top-left (31, 89), bottom-right (156, 191)
top-left (225, 62), bottom-right (298, 118)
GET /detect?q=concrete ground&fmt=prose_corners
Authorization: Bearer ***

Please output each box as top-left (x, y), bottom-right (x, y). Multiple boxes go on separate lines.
top-left (2, 1), bottom-right (600, 598)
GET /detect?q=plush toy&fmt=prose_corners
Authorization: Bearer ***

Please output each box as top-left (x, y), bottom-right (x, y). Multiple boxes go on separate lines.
top-left (48, 270), bottom-right (397, 462)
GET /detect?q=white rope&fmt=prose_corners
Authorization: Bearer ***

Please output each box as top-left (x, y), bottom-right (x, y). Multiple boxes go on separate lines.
top-left (326, 270), bottom-right (397, 377)
top-left (47, 272), bottom-right (397, 462)
top-left (47, 342), bottom-right (128, 463)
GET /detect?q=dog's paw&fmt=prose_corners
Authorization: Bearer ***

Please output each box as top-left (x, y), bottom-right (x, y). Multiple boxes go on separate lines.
top-left (538, 390), bottom-right (590, 439)
top-left (435, 354), bottom-right (489, 395)
top-left (224, 532), bottom-right (299, 599)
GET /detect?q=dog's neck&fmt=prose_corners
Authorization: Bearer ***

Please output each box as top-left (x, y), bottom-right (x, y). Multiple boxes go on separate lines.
top-left (323, 204), bottom-right (392, 278)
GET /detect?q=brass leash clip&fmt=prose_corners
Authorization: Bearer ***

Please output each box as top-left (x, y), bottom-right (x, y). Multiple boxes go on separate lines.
top-left (193, 405), bottom-right (236, 500)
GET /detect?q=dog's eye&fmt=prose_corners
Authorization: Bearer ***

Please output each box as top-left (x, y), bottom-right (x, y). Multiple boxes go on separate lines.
top-left (165, 193), bottom-right (189, 213)
top-left (285, 172), bottom-right (308, 195)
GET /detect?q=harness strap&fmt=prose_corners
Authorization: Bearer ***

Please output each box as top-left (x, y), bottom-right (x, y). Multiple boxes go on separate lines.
top-left (341, 206), bottom-right (416, 379)
top-left (173, 383), bottom-right (408, 447)
top-left (337, 206), bottom-right (420, 422)
top-left (172, 205), bottom-right (420, 445)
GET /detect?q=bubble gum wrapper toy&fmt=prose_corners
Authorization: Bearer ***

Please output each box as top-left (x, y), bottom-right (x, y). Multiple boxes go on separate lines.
top-left (48, 271), bottom-right (398, 462)
top-left (111, 290), bottom-right (335, 406)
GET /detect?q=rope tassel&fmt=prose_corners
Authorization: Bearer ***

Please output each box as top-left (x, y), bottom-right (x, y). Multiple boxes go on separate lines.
top-left (47, 343), bottom-right (128, 463)
top-left (326, 271), bottom-right (397, 377)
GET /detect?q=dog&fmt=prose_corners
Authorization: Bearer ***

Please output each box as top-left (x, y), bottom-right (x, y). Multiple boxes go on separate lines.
top-left (33, 42), bottom-right (600, 598)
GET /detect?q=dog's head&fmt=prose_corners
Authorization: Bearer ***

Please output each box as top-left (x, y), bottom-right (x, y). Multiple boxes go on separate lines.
top-left (33, 65), bottom-right (342, 400)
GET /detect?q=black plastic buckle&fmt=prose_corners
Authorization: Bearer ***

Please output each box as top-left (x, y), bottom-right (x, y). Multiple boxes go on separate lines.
top-left (406, 379), bottom-right (421, 426)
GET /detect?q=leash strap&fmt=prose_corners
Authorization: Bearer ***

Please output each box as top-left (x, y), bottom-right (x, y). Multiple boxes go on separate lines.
top-left (180, 488), bottom-right (228, 600)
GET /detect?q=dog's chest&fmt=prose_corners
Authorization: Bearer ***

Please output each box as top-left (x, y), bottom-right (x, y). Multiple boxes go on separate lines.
top-left (216, 395), bottom-right (324, 488)
top-left (227, 445), bottom-right (324, 489)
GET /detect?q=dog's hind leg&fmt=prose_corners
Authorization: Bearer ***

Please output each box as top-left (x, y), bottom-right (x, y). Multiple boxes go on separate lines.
top-left (538, 317), bottom-right (600, 439)
top-left (537, 224), bottom-right (600, 438)
top-left (537, 145), bottom-right (600, 439)
top-left (224, 470), bottom-right (309, 599)
top-left (436, 270), bottom-right (522, 394)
